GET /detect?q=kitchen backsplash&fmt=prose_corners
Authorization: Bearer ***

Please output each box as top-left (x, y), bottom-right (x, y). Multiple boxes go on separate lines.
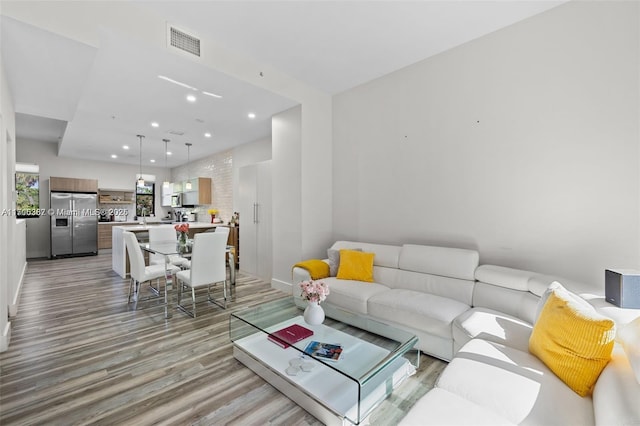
top-left (172, 149), bottom-right (233, 223)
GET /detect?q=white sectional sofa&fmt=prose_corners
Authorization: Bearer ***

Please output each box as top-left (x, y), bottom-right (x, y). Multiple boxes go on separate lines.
top-left (293, 241), bottom-right (481, 360)
top-left (292, 241), bottom-right (640, 425)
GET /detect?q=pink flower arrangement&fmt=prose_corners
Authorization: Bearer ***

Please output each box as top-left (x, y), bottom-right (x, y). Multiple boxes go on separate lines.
top-left (299, 280), bottom-right (330, 304)
top-left (174, 223), bottom-right (190, 233)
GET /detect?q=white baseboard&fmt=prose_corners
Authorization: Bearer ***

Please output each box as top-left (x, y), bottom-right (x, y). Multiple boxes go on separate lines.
top-left (9, 261), bottom-right (27, 318)
top-left (271, 278), bottom-right (292, 294)
top-left (0, 321), bottom-right (11, 353)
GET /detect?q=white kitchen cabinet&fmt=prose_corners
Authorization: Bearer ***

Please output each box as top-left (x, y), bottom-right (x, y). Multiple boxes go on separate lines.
top-left (239, 161), bottom-right (272, 282)
top-left (161, 183), bottom-right (173, 207)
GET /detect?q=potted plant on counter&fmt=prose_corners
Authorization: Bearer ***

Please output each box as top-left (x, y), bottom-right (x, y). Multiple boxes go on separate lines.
top-left (207, 208), bottom-right (219, 223)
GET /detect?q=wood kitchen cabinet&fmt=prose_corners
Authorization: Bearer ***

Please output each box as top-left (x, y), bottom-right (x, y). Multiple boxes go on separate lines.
top-left (98, 188), bottom-right (134, 204)
top-left (181, 177), bottom-right (211, 205)
top-left (98, 223), bottom-right (117, 249)
top-left (50, 177), bottom-right (98, 193)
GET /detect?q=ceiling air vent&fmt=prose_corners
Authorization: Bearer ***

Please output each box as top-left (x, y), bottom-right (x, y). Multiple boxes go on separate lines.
top-left (167, 130), bottom-right (185, 136)
top-left (169, 26), bottom-right (200, 57)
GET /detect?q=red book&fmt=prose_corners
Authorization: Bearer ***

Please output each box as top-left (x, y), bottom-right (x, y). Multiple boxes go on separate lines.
top-left (267, 324), bottom-right (314, 348)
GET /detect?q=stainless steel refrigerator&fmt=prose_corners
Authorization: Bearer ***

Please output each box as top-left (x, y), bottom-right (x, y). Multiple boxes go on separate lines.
top-left (50, 192), bottom-right (98, 257)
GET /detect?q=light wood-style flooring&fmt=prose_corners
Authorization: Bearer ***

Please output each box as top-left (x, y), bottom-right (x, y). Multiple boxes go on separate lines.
top-left (0, 252), bottom-right (446, 425)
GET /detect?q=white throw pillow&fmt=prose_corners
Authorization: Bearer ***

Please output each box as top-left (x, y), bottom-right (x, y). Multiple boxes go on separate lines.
top-left (616, 316), bottom-right (640, 384)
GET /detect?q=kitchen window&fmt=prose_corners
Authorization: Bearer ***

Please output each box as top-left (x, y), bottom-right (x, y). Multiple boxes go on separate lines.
top-left (15, 171), bottom-right (40, 218)
top-left (136, 182), bottom-right (155, 217)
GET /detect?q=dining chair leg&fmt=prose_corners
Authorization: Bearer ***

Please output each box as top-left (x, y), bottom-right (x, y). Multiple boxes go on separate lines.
top-left (192, 287), bottom-right (197, 318)
top-left (128, 277), bottom-right (134, 303)
top-left (207, 281), bottom-right (227, 310)
top-left (148, 278), bottom-right (160, 295)
top-left (176, 279), bottom-right (197, 318)
top-left (222, 280), bottom-right (227, 309)
top-left (177, 277), bottom-right (182, 307)
top-left (131, 280), bottom-right (140, 302)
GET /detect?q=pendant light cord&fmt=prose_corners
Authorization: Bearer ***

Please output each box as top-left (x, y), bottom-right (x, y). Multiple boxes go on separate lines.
top-left (185, 142), bottom-right (192, 190)
top-left (137, 134), bottom-right (145, 187)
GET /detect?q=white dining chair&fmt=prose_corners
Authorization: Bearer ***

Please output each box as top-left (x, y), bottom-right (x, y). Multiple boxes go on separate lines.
top-left (215, 226), bottom-right (230, 237)
top-left (148, 225), bottom-right (190, 269)
top-left (123, 231), bottom-right (180, 303)
top-left (175, 232), bottom-right (228, 317)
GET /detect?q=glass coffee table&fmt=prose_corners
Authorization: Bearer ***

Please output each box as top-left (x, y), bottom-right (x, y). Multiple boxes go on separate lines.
top-left (230, 298), bottom-right (418, 425)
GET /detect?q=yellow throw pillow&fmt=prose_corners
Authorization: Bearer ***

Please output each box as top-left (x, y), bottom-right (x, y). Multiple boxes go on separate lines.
top-left (529, 282), bottom-right (616, 397)
top-left (336, 249), bottom-right (375, 282)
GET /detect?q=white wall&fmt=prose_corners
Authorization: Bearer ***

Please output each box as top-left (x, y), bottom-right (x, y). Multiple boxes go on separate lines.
top-left (272, 106), bottom-right (302, 289)
top-left (11, 220), bottom-right (26, 317)
top-left (0, 60), bottom-right (22, 352)
top-left (333, 1), bottom-right (640, 288)
top-left (16, 139), bottom-right (171, 258)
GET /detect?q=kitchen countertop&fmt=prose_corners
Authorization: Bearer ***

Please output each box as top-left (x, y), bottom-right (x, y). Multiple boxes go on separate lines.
top-left (111, 222), bottom-right (221, 231)
top-left (111, 222), bottom-right (223, 278)
top-left (98, 221), bottom-right (140, 225)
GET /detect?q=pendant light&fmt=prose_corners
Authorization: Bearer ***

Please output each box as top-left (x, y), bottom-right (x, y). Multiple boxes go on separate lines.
top-left (162, 139), bottom-right (170, 189)
top-left (185, 142), bottom-right (192, 190)
top-left (136, 134), bottom-right (145, 187)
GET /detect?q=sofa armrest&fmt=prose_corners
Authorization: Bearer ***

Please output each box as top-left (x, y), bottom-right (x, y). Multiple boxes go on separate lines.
top-left (292, 266), bottom-right (312, 284)
top-left (593, 344), bottom-right (640, 425)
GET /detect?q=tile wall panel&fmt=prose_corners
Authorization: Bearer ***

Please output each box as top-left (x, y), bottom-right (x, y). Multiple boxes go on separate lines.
top-left (172, 149), bottom-right (233, 223)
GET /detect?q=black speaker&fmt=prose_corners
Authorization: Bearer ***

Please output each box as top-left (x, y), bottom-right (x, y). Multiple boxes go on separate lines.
top-left (605, 269), bottom-right (640, 309)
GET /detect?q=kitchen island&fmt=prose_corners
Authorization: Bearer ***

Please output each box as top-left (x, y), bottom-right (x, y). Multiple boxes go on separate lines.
top-left (98, 221), bottom-right (140, 249)
top-left (112, 223), bottom-right (228, 278)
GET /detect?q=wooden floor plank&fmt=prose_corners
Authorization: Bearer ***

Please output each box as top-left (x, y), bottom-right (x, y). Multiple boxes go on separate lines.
top-left (0, 251), bottom-right (445, 425)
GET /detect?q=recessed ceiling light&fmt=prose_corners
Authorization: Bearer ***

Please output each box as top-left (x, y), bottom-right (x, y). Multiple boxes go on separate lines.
top-left (204, 132), bottom-right (211, 138)
top-left (186, 94), bottom-right (197, 102)
top-left (150, 159), bottom-right (156, 163)
top-left (122, 145), bottom-right (129, 150)
top-left (151, 122), bottom-right (159, 128)
top-left (111, 154), bottom-right (117, 159)
top-left (248, 113), bottom-right (256, 119)
top-left (167, 151), bottom-right (172, 156)
top-left (202, 91), bottom-right (223, 99)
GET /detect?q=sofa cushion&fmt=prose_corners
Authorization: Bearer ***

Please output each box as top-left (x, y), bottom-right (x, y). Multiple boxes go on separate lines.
top-left (337, 249), bottom-right (374, 282)
top-left (475, 264), bottom-right (535, 292)
top-left (399, 388), bottom-right (515, 426)
top-left (452, 307), bottom-right (533, 354)
top-left (399, 244), bottom-right (479, 280)
top-left (437, 339), bottom-right (595, 425)
top-left (322, 277), bottom-right (389, 315)
top-left (592, 344), bottom-right (640, 425)
top-left (473, 281), bottom-right (540, 325)
top-left (327, 247), bottom-right (361, 277)
top-left (330, 241), bottom-right (400, 268)
top-left (529, 282), bottom-right (616, 397)
top-left (368, 289), bottom-right (470, 339)
top-left (396, 269), bottom-right (475, 306)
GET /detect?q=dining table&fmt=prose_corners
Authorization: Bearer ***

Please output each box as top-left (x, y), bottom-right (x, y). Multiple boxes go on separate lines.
top-left (139, 239), bottom-right (237, 318)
